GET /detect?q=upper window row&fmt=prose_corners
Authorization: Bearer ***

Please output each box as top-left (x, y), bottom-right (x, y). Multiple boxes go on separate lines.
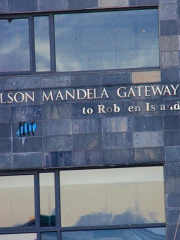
top-left (0, 9), bottom-right (159, 74)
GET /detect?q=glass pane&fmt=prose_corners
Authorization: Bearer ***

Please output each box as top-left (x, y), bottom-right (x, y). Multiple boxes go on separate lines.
top-left (41, 232), bottom-right (57, 240)
top-left (60, 167), bottom-right (165, 227)
top-left (0, 233), bottom-right (37, 240)
top-left (62, 228), bottom-right (166, 240)
top-left (0, 19), bottom-right (30, 72)
top-left (40, 173), bottom-right (56, 227)
top-left (34, 16), bottom-right (50, 71)
top-left (55, 9), bottom-right (159, 71)
top-left (0, 175), bottom-right (35, 227)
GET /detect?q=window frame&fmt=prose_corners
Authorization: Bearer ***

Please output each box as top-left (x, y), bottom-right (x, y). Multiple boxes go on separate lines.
top-left (0, 6), bottom-right (159, 76)
top-left (0, 165), bottom-right (165, 240)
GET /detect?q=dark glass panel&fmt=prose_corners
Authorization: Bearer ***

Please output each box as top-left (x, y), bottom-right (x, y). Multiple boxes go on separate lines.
top-left (0, 19), bottom-right (30, 72)
top-left (40, 173), bottom-right (56, 227)
top-left (60, 167), bottom-right (165, 227)
top-left (0, 233), bottom-right (37, 240)
top-left (55, 9), bottom-right (159, 71)
top-left (41, 232), bottom-right (57, 240)
top-left (34, 16), bottom-right (50, 71)
top-left (0, 175), bottom-right (35, 227)
top-left (62, 228), bottom-right (166, 240)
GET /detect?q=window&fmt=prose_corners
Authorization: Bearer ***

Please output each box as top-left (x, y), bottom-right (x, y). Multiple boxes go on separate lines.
top-left (0, 166), bottom-right (165, 240)
top-left (0, 8), bottom-right (159, 74)
top-left (55, 9), bottom-right (159, 71)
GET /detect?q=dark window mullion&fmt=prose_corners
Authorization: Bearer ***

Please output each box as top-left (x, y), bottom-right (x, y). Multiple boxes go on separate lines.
top-left (29, 16), bottom-right (36, 73)
top-left (34, 172), bottom-right (40, 240)
top-left (55, 170), bottom-right (61, 240)
top-left (49, 14), bottom-right (56, 73)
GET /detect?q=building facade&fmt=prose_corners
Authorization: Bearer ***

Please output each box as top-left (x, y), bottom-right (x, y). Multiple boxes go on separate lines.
top-left (0, 0), bottom-right (179, 239)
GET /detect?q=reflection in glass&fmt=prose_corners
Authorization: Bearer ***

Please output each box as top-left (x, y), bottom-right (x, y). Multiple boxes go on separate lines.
top-left (41, 232), bottom-right (57, 240)
top-left (0, 233), bottom-right (37, 240)
top-left (55, 9), bottom-right (159, 71)
top-left (40, 173), bottom-right (56, 226)
top-left (62, 228), bottom-right (166, 240)
top-left (0, 175), bottom-right (35, 227)
top-left (34, 16), bottom-right (50, 71)
top-left (0, 19), bottom-right (30, 72)
top-left (60, 167), bottom-right (165, 227)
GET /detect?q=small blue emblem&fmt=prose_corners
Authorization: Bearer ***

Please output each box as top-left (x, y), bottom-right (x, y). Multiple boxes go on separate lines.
top-left (16, 121), bottom-right (37, 137)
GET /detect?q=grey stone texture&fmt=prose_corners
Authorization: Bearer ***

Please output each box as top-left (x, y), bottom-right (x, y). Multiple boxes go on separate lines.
top-left (161, 35), bottom-right (179, 51)
top-left (133, 131), bottom-right (164, 148)
top-left (161, 51), bottom-right (179, 68)
top-left (160, 4), bottom-right (178, 20)
top-left (103, 132), bottom-right (133, 149)
top-left (134, 147), bottom-right (164, 162)
top-left (160, 20), bottom-right (178, 35)
top-left (73, 133), bottom-right (100, 150)
top-left (73, 119), bottom-right (100, 134)
top-left (0, 1), bottom-right (180, 239)
top-left (43, 120), bottom-right (72, 136)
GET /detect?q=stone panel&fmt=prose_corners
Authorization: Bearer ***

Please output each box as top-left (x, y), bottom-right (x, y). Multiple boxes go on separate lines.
top-left (167, 225), bottom-right (180, 240)
top-left (129, 0), bottom-right (136, 6)
top-left (0, 138), bottom-right (11, 153)
top-left (43, 135), bottom-right (73, 151)
top-left (44, 150), bottom-right (102, 167)
top-left (165, 162), bottom-right (180, 177)
top-left (71, 72), bottom-right (101, 87)
top-left (0, 0), bottom-right (8, 12)
top-left (7, 76), bottom-right (41, 90)
top-left (165, 146), bottom-right (180, 161)
top-left (103, 132), bottom-right (132, 149)
top-left (102, 72), bottom-right (131, 85)
top-left (134, 147), bottom-right (164, 162)
top-left (13, 137), bottom-right (42, 153)
top-left (0, 123), bottom-right (11, 138)
top-left (133, 116), bottom-right (163, 131)
top-left (133, 131), bottom-right (164, 148)
top-left (166, 177), bottom-right (180, 193)
top-left (136, 0), bottom-right (159, 5)
top-left (0, 154), bottom-right (12, 170)
top-left (73, 119), bottom-right (100, 134)
top-left (104, 148), bottom-right (134, 165)
top-left (132, 71), bottom-right (161, 84)
top-left (72, 150), bottom-right (102, 166)
top-left (73, 133), bottom-right (100, 150)
top-left (13, 153), bottom-right (43, 169)
top-left (161, 35), bottom-right (179, 51)
top-left (41, 75), bottom-right (71, 88)
top-left (159, 4), bottom-right (178, 20)
top-left (43, 120), bottom-right (72, 136)
top-left (11, 105), bottom-right (42, 122)
top-left (164, 130), bottom-right (180, 146)
top-left (37, 0), bottom-right (68, 11)
top-left (161, 67), bottom-right (179, 82)
top-left (167, 209), bottom-right (180, 224)
top-left (161, 51), bottom-right (179, 68)
top-left (0, 107), bottom-right (11, 123)
top-left (160, 20), bottom-right (178, 35)
top-left (164, 115), bottom-right (180, 130)
top-left (42, 103), bottom-right (72, 120)
top-left (44, 151), bottom-right (72, 167)
top-left (68, 0), bottom-right (97, 9)
top-left (160, 0), bottom-right (177, 3)
top-left (98, 0), bottom-right (129, 7)
top-left (9, 0), bottom-right (37, 12)
top-left (167, 193), bottom-right (180, 207)
top-left (102, 117), bottom-right (132, 132)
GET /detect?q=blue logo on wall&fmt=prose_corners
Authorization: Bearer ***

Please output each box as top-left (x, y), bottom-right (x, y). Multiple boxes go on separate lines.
top-left (16, 121), bottom-right (37, 137)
